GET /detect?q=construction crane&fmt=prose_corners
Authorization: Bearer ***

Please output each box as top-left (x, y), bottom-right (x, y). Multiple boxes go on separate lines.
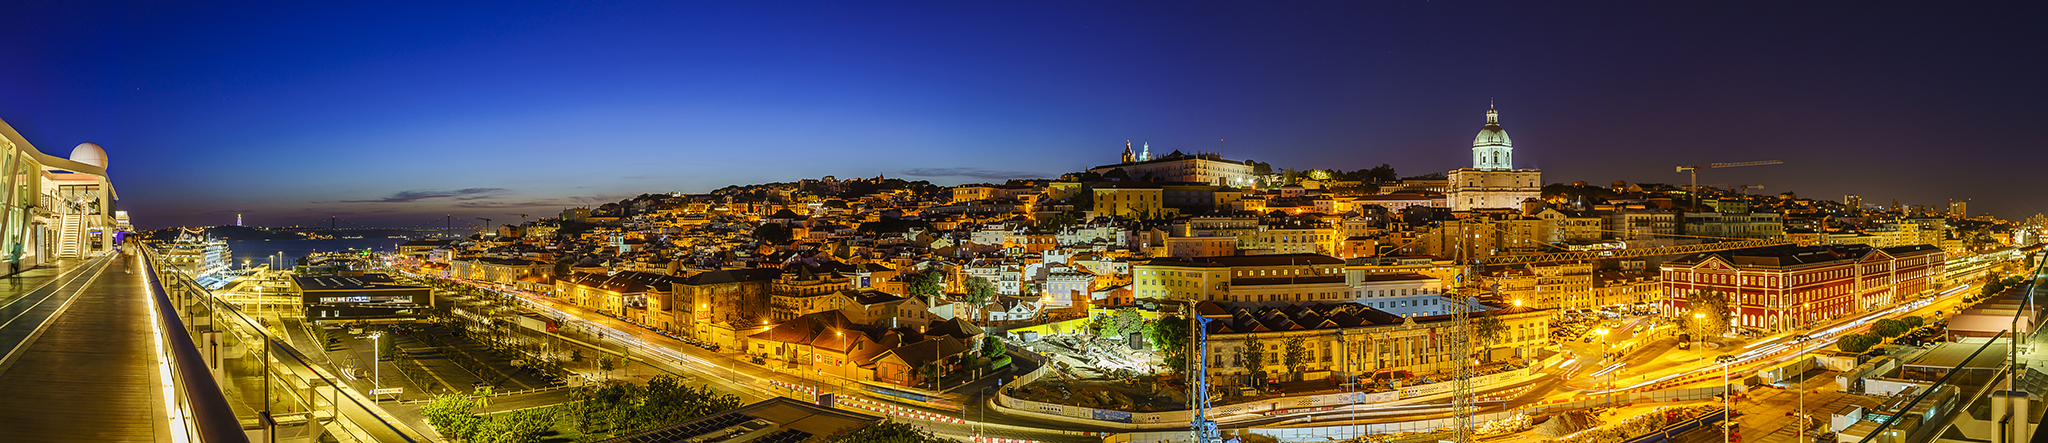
top-left (1676, 160), bottom-right (1780, 207)
top-left (1367, 223), bottom-right (1800, 442)
top-left (475, 217), bottom-right (493, 234)
top-left (509, 213), bottom-right (531, 224)
top-left (1187, 306), bottom-right (1220, 442)
top-left (1675, 160), bottom-right (1781, 193)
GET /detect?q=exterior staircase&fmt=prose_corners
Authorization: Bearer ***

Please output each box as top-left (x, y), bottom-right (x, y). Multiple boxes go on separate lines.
top-left (56, 215), bottom-right (81, 259)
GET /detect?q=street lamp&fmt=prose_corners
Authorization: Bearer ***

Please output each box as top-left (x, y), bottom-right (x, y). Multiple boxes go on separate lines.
top-left (1693, 313), bottom-right (1705, 348)
top-left (1715, 355), bottom-right (1735, 443)
top-left (367, 332), bottom-right (384, 401)
top-left (977, 386), bottom-right (989, 441)
top-left (1593, 328), bottom-right (1613, 406)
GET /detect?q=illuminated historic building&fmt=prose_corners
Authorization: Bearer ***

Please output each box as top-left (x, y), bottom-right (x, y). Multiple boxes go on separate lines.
top-left (1090, 141), bottom-right (1256, 187)
top-left (1660, 244), bottom-right (1944, 333)
top-left (1446, 106), bottom-right (1542, 211)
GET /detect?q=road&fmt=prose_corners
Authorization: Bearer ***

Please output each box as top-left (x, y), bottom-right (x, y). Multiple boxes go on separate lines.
top-left (392, 254), bottom-right (2015, 440)
top-left (409, 269), bottom-right (1110, 443)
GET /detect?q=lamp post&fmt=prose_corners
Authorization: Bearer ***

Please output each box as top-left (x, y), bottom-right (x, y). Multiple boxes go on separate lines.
top-left (367, 332), bottom-right (384, 401)
top-left (977, 386), bottom-right (989, 441)
top-left (1715, 355), bottom-right (1735, 443)
top-left (1692, 313), bottom-right (1705, 349)
top-left (1593, 328), bottom-right (1613, 407)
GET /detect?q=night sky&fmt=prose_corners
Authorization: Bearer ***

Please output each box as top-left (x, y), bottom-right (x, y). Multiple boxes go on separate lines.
top-left (3, 2), bottom-right (2043, 229)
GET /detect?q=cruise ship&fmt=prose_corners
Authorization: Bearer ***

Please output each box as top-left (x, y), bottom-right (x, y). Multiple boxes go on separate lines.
top-left (156, 229), bottom-right (233, 289)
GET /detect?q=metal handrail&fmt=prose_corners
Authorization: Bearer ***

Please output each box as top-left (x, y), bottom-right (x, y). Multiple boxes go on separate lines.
top-left (1857, 329), bottom-right (2008, 443)
top-left (143, 246), bottom-right (427, 442)
top-left (138, 249), bottom-right (250, 443)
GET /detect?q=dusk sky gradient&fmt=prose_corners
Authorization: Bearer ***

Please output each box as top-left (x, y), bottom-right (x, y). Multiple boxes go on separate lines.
top-left (2, 2), bottom-right (2044, 229)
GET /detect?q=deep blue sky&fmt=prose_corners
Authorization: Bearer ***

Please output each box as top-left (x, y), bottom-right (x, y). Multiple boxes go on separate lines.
top-left (3, 2), bottom-right (2044, 229)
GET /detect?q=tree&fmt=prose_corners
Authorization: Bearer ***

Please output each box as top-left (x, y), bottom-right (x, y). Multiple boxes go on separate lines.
top-left (1147, 314), bottom-right (1194, 375)
top-left (1836, 333), bottom-right (1878, 353)
top-left (1469, 311), bottom-right (1508, 360)
top-left (1238, 334), bottom-right (1268, 386)
top-left (905, 272), bottom-right (944, 299)
top-left (1281, 336), bottom-right (1309, 382)
top-left (962, 276), bottom-right (998, 320)
top-left (1902, 316), bottom-right (1925, 329)
top-left (1980, 272), bottom-right (2010, 298)
top-left (1096, 308), bottom-right (1141, 339)
top-left (598, 355), bottom-right (616, 379)
top-left (1115, 308), bottom-right (1142, 336)
top-left (634, 374), bottom-right (742, 428)
top-left (1038, 212), bottom-right (1081, 232)
top-left (1093, 315), bottom-right (1122, 339)
top-left (469, 407), bottom-right (552, 443)
top-left (1872, 319), bottom-right (1908, 338)
top-left (1366, 163), bottom-right (1398, 182)
top-left (421, 394), bottom-right (485, 441)
top-left (981, 336), bottom-right (1006, 359)
top-left (1070, 185), bottom-right (1095, 210)
top-left (568, 375), bottom-right (741, 440)
top-left (917, 362), bottom-right (945, 390)
top-left (824, 419), bottom-right (953, 443)
top-left (1684, 291), bottom-right (1731, 335)
top-left (752, 223), bottom-right (793, 244)
top-left (379, 331), bottom-right (399, 356)
top-left (570, 348), bottom-right (585, 363)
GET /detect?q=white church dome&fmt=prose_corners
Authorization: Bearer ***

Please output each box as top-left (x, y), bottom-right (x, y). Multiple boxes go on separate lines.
top-left (1472, 108), bottom-right (1511, 147)
top-left (70, 142), bottom-right (107, 169)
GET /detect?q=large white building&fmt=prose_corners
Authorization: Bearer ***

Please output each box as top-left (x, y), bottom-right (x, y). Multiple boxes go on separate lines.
top-left (1087, 141), bottom-right (1255, 187)
top-left (1446, 106), bottom-right (1542, 211)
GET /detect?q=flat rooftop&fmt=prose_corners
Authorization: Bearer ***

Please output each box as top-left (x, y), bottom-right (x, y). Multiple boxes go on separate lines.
top-left (1904, 342), bottom-right (2009, 370)
top-left (293, 274), bottom-right (421, 291)
top-left (599, 397), bottom-right (879, 443)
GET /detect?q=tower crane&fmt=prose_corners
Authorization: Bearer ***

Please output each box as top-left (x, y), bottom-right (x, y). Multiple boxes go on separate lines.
top-left (509, 213), bottom-right (530, 224)
top-left (475, 217), bottom-right (493, 235)
top-left (1676, 160), bottom-right (1781, 206)
top-left (1675, 160), bottom-right (1781, 192)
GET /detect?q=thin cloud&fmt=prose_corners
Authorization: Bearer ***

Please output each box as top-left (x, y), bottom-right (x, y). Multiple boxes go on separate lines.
top-left (899, 167), bottom-right (1047, 180)
top-left (452, 193), bottom-right (631, 210)
top-left (341, 188), bottom-right (508, 203)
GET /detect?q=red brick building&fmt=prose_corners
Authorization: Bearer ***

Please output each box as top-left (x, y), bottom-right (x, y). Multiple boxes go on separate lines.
top-left (1661, 244), bottom-right (1944, 333)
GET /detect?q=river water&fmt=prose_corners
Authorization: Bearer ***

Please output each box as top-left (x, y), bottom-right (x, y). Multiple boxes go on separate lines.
top-left (227, 238), bottom-right (409, 269)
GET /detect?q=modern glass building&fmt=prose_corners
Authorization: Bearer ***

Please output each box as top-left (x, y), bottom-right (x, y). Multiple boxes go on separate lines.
top-left (0, 118), bottom-right (121, 273)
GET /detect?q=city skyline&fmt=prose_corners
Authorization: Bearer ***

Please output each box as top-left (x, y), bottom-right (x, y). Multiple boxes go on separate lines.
top-left (3, 2), bottom-right (2044, 228)
top-left (1, 4), bottom-right (2044, 440)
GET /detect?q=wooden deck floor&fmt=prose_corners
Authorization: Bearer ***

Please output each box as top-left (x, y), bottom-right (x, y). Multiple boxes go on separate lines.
top-left (0, 252), bottom-right (168, 442)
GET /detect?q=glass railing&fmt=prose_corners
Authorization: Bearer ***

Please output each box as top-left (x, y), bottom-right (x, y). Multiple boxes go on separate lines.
top-left (141, 245), bottom-right (428, 443)
top-left (1859, 253), bottom-right (2047, 443)
top-left (141, 251), bottom-right (245, 443)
